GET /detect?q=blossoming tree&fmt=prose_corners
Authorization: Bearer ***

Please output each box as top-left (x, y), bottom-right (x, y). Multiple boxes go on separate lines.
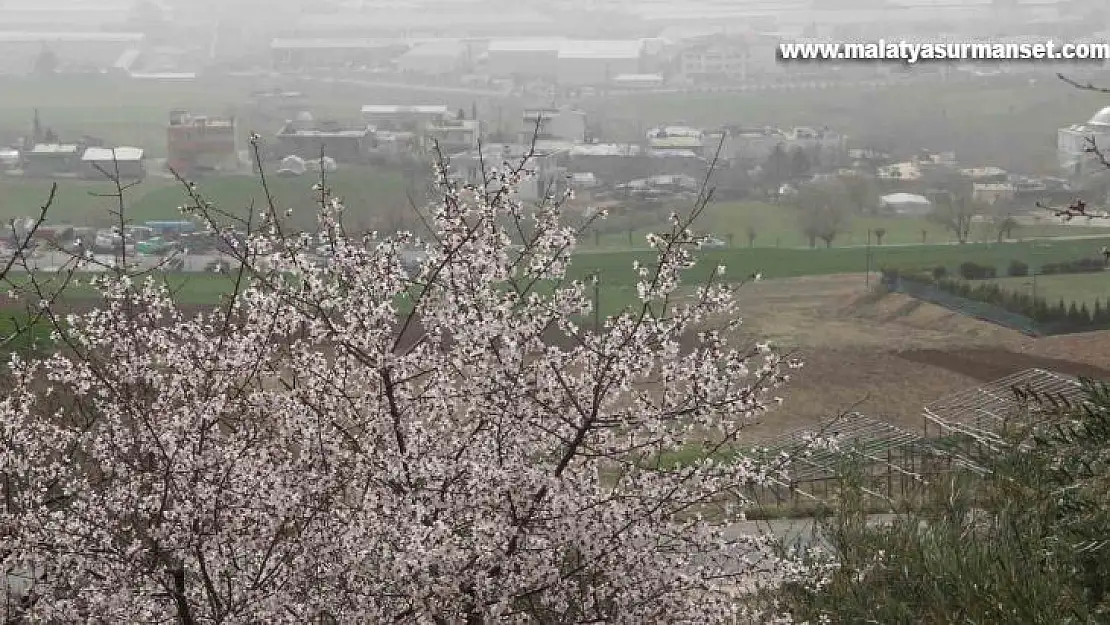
top-left (0, 146), bottom-right (798, 623)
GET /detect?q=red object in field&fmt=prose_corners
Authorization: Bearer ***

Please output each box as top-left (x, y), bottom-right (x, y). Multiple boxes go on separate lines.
top-left (165, 110), bottom-right (239, 175)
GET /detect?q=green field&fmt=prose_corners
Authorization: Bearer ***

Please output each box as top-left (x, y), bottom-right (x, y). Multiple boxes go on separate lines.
top-left (975, 272), bottom-right (1110, 307)
top-left (580, 201), bottom-right (1110, 250)
top-left (0, 169), bottom-right (414, 228)
top-left (4, 237), bottom-right (1108, 315)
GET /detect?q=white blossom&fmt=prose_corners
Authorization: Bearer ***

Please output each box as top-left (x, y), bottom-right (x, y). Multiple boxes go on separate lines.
top-left (0, 161), bottom-right (801, 623)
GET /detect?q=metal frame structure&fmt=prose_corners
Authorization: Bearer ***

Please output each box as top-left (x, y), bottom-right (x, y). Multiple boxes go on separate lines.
top-left (748, 413), bottom-right (930, 503)
top-left (738, 369), bottom-right (1091, 507)
top-left (923, 368), bottom-right (1087, 449)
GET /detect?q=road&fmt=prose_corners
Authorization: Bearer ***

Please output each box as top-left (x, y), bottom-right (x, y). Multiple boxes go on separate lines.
top-left (12, 250), bottom-right (237, 274)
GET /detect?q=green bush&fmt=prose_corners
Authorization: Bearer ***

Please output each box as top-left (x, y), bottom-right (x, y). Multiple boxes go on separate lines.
top-left (771, 382), bottom-right (1110, 624)
top-left (1042, 257), bottom-right (1105, 276)
top-left (1007, 260), bottom-right (1029, 277)
top-left (958, 261), bottom-right (995, 280)
top-left (932, 266), bottom-right (948, 280)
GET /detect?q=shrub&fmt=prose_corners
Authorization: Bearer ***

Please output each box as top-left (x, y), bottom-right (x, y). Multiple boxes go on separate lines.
top-left (772, 382), bottom-right (1110, 624)
top-left (959, 261), bottom-right (995, 280)
top-left (1007, 260), bottom-right (1029, 277)
top-left (1042, 257), bottom-right (1105, 275)
top-left (932, 265), bottom-right (948, 280)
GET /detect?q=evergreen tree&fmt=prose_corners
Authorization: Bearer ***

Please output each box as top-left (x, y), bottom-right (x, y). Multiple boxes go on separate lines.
top-left (1068, 301), bottom-right (1082, 324)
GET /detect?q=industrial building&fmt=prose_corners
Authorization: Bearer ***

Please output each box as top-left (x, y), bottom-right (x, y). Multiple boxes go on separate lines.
top-left (0, 31), bottom-right (144, 74)
top-left (22, 143), bottom-right (80, 177)
top-left (80, 146), bottom-right (145, 180)
top-left (703, 126), bottom-right (848, 166)
top-left (166, 110), bottom-right (240, 176)
top-left (269, 38), bottom-right (408, 70)
top-left (0, 2), bottom-right (137, 31)
top-left (481, 38), bottom-right (645, 84)
top-left (483, 38), bottom-right (564, 79)
top-left (361, 105), bottom-right (452, 131)
top-left (274, 7), bottom-right (554, 39)
top-left (555, 40), bottom-right (644, 86)
top-left (394, 40), bottom-right (472, 75)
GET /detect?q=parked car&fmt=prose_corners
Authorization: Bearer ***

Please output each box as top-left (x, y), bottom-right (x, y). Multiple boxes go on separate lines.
top-left (699, 236), bottom-right (727, 249)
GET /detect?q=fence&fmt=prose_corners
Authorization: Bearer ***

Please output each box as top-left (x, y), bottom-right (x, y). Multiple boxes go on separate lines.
top-left (882, 274), bottom-right (1045, 337)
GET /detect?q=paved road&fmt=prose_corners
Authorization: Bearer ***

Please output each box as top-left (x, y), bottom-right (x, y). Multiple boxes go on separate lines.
top-left (12, 251), bottom-right (238, 274)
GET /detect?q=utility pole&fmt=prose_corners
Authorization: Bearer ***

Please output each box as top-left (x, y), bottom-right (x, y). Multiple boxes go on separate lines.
top-left (593, 272), bottom-right (601, 332)
top-left (865, 228), bottom-right (872, 288)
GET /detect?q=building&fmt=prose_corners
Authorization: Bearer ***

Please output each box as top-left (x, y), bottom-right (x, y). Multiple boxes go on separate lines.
top-left (703, 127), bottom-right (787, 163)
top-left (1058, 106), bottom-right (1110, 189)
top-left (555, 40), bottom-right (644, 86)
top-left (611, 73), bottom-right (665, 89)
top-left (647, 126), bottom-right (704, 150)
top-left (22, 143), bottom-right (79, 177)
top-left (270, 38), bottom-right (408, 70)
top-left (424, 119), bottom-right (480, 154)
top-left (703, 125), bottom-right (847, 166)
top-left (166, 110), bottom-right (239, 176)
top-left (879, 192), bottom-right (933, 216)
top-left (0, 3), bottom-right (136, 31)
top-left (394, 40), bottom-right (471, 75)
top-left (483, 38), bottom-right (563, 79)
top-left (276, 7), bottom-right (554, 39)
top-left (973, 183), bottom-right (1017, 205)
top-left (275, 114), bottom-right (376, 164)
top-left (0, 31), bottom-right (144, 74)
top-left (80, 146), bottom-right (145, 180)
top-left (361, 105), bottom-right (452, 131)
top-left (520, 108), bottom-right (588, 144)
top-left (449, 144), bottom-right (568, 202)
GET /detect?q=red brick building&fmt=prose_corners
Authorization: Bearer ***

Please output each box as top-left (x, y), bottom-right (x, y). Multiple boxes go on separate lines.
top-left (166, 110), bottom-right (240, 175)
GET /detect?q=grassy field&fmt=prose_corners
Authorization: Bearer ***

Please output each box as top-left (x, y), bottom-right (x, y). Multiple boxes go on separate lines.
top-left (5, 236), bottom-right (1107, 314)
top-left (129, 169), bottom-right (415, 230)
top-left (581, 201), bottom-right (1110, 250)
top-left (0, 169), bottom-right (414, 228)
top-left (975, 272), bottom-right (1110, 307)
top-left (0, 175), bottom-right (177, 226)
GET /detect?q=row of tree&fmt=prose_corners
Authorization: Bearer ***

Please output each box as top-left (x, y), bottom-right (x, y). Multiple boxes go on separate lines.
top-left (885, 268), bottom-right (1110, 333)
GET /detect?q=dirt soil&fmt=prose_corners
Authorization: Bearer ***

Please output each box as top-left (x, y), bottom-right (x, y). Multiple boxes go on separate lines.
top-left (18, 274), bottom-right (1110, 440)
top-left (725, 274), bottom-right (1110, 439)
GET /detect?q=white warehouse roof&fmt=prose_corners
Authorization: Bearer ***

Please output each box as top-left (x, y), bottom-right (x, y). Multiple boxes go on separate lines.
top-left (557, 40), bottom-right (644, 59)
top-left (487, 38), bottom-right (566, 52)
top-left (82, 147), bottom-right (144, 162)
top-left (30, 143), bottom-right (78, 154)
top-left (0, 31), bottom-right (144, 43)
top-left (361, 104), bottom-right (450, 114)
